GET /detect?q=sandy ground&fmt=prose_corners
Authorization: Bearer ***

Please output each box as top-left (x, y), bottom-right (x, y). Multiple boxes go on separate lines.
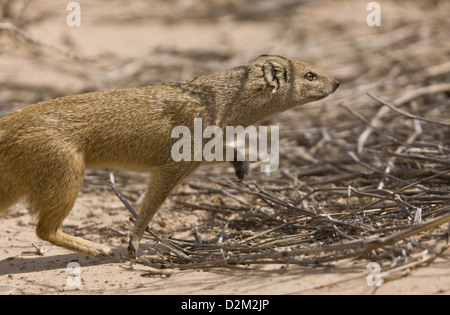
top-left (1, 191), bottom-right (449, 295)
top-left (0, 0), bottom-right (449, 295)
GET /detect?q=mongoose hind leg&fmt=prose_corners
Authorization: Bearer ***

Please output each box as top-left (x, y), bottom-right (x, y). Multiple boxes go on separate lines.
top-left (29, 153), bottom-right (114, 257)
top-left (36, 225), bottom-right (114, 257)
top-left (0, 179), bottom-right (20, 214)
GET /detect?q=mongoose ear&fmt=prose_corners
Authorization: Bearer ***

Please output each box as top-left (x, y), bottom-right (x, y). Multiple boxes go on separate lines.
top-left (263, 61), bottom-right (287, 94)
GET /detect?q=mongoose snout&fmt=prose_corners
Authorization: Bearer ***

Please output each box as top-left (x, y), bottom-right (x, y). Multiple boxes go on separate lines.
top-left (0, 54), bottom-right (339, 257)
top-left (334, 80), bottom-right (340, 90)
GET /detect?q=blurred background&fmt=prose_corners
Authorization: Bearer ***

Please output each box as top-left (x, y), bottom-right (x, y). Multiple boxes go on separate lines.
top-left (1, 0), bottom-right (449, 114)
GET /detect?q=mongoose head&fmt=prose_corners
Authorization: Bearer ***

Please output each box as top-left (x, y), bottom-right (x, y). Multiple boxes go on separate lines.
top-left (250, 55), bottom-right (339, 106)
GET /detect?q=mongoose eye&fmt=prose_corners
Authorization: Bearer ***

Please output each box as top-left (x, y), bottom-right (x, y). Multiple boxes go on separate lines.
top-left (305, 72), bottom-right (317, 81)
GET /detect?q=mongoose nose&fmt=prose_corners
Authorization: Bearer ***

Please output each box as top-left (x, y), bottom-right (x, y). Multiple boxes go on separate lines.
top-left (334, 80), bottom-right (340, 89)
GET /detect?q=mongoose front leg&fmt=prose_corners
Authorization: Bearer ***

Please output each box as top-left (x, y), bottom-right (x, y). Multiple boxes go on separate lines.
top-left (128, 163), bottom-right (198, 258)
top-left (226, 145), bottom-right (249, 182)
top-left (232, 160), bottom-right (249, 182)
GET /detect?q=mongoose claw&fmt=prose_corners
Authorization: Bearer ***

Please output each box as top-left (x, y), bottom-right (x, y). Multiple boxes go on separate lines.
top-left (127, 237), bottom-right (137, 259)
top-left (92, 244), bottom-right (115, 257)
top-left (234, 160), bottom-right (249, 182)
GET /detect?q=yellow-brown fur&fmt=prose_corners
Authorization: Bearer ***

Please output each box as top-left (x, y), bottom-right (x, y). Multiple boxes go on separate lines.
top-left (0, 55), bottom-right (339, 257)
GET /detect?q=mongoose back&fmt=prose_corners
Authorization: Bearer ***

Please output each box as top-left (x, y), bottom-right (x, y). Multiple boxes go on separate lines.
top-left (0, 55), bottom-right (339, 257)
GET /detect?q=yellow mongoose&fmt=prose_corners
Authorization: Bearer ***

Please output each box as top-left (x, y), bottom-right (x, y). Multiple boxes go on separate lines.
top-left (0, 55), bottom-right (339, 257)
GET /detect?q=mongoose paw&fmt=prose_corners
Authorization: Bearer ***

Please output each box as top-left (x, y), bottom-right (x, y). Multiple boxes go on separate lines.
top-left (80, 243), bottom-right (114, 257)
top-left (96, 244), bottom-right (115, 257)
top-left (234, 160), bottom-right (249, 182)
top-left (66, 238), bottom-right (115, 257)
top-left (127, 237), bottom-right (138, 259)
